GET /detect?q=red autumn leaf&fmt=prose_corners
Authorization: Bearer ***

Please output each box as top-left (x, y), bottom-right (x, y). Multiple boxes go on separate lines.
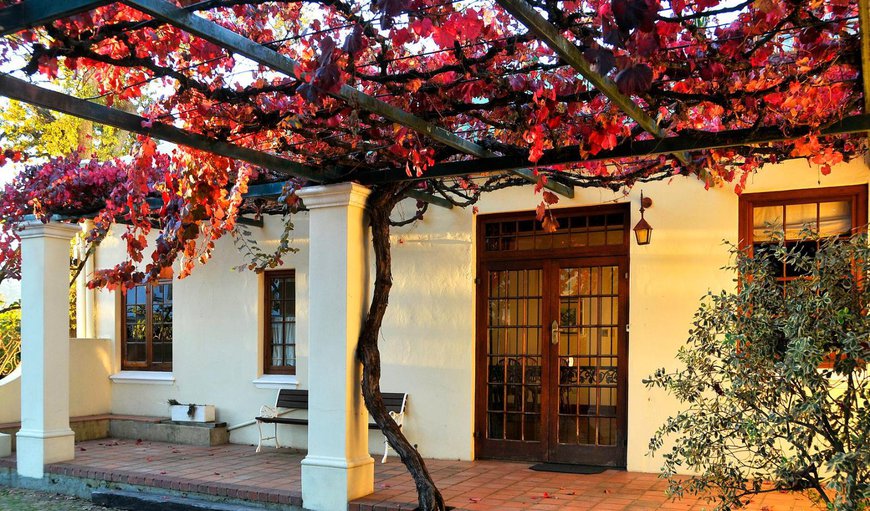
top-left (611, 0), bottom-right (656, 33)
top-left (370, 0), bottom-right (410, 29)
top-left (342, 24), bottom-right (365, 55)
top-left (615, 64), bottom-right (653, 95)
top-left (542, 190), bottom-right (559, 205)
top-left (535, 202), bottom-right (546, 221)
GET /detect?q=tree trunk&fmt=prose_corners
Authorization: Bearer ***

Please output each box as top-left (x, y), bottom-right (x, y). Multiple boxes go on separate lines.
top-left (357, 184), bottom-right (446, 511)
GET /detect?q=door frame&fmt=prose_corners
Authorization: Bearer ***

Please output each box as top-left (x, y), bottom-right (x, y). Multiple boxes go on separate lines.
top-left (473, 204), bottom-right (631, 466)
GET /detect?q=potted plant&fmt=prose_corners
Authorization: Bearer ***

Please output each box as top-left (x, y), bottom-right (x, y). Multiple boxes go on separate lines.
top-left (167, 399), bottom-right (215, 423)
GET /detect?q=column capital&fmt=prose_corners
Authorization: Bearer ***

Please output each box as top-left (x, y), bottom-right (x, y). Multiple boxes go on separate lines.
top-left (18, 220), bottom-right (81, 241)
top-left (297, 182), bottom-right (372, 210)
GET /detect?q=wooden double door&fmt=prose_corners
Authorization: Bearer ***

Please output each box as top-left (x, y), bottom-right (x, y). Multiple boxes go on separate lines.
top-left (475, 207), bottom-right (629, 467)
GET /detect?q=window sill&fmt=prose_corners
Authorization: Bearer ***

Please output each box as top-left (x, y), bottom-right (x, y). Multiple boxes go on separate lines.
top-left (110, 371), bottom-right (175, 385)
top-left (252, 374), bottom-right (299, 389)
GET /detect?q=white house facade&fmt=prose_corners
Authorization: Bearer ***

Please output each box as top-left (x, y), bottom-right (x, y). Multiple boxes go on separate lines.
top-left (2, 156), bottom-right (869, 509)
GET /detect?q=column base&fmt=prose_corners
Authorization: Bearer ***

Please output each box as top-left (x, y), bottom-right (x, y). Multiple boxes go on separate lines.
top-left (16, 428), bottom-right (75, 478)
top-left (301, 454), bottom-right (375, 511)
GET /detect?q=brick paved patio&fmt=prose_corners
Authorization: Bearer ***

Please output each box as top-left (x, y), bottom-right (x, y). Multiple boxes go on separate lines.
top-left (0, 439), bottom-right (822, 510)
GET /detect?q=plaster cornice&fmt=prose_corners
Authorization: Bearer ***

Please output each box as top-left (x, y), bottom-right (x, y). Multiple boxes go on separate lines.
top-left (297, 182), bottom-right (372, 210)
top-left (18, 219), bottom-right (81, 241)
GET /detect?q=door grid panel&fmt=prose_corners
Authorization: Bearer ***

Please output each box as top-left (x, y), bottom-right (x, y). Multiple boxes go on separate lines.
top-left (486, 269), bottom-right (543, 443)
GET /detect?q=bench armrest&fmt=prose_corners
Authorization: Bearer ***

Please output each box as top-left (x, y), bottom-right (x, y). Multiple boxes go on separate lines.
top-left (388, 410), bottom-right (404, 427)
top-left (259, 405), bottom-right (279, 418)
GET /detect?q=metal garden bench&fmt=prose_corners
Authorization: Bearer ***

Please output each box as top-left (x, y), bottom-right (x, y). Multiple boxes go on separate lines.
top-left (255, 389), bottom-right (408, 463)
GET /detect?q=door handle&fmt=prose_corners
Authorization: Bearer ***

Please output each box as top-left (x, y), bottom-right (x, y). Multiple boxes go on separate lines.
top-left (551, 320), bottom-right (560, 345)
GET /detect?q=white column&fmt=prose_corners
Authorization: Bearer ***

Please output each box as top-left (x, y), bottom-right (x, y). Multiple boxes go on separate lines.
top-left (17, 220), bottom-right (80, 478)
top-left (75, 220), bottom-right (95, 338)
top-left (298, 183), bottom-right (374, 511)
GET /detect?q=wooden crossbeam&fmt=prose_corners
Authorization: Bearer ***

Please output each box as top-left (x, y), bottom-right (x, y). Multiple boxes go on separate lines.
top-left (144, 197), bottom-right (262, 226)
top-left (0, 0), bottom-right (110, 37)
top-left (120, 0), bottom-right (573, 198)
top-left (244, 182), bottom-right (288, 199)
top-left (356, 114), bottom-right (870, 184)
top-left (246, 181), bottom-right (454, 209)
top-left (0, 73), bottom-right (338, 182)
top-left (860, 0), bottom-right (870, 116)
top-left (405, 189), bottom-right (454, 209)
top-left (496, 0), bottom-right (691, 167)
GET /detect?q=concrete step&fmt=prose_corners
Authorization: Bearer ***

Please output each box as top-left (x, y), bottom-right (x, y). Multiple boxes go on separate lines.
top-left (92, 489), bottom-right (270, 511)
top-left (109, 419), bottom-right (229, 446)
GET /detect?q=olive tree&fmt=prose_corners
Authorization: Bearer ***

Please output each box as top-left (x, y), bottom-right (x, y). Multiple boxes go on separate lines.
top-left (646, 233), bottom-right (870, 510)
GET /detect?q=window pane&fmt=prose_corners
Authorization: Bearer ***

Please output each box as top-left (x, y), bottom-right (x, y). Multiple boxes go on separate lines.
top-left (819, 201), bottom-right (851, 237)
top-left (753, 206), bottom-right (782, 241)
top-left (153, 285), bottom-right (165, 303)
top-left (271, 300), bottom-right (281, 318)
top-left (271, 323), bottom-right (283, 344)
top-left (266, 273), bottom-right (295, 372)
top-left (785, 203), bottom-right (818, 239)
top-left (270, 279), bottom-right (282, 300)
top-left (272, 345), bottom-right (283, 367)
top-left (126, 342), bottom-right (146, 362)
top-left (123, 281), bottom-right (172, 371)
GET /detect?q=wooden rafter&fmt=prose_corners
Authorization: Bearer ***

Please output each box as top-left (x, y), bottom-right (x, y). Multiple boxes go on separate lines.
top-left (0, 0), bottom-right (109, 37)
top-left (496, 0), bottom-right (691, 167)
top-left (120, 0), bottom-right (574, 198)
top-left (355, 114), bottom-right (870, 184)
top-left (0, 73), bottom-right (336, 182)
top-left (0, 77), bottom-right (457, 211)
top-left (0, 74), bottom-right (454, 209)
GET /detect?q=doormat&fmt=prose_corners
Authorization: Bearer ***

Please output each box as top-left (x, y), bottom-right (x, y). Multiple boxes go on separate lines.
top-left (529, 463), bottom-right (608, 474)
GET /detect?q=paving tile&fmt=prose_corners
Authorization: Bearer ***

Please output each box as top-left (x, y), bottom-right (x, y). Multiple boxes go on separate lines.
top-left (0, 439), bottom-right (823, 511)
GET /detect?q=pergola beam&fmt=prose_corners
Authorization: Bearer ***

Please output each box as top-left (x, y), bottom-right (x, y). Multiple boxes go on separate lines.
top-left (496, 0), bottom-right (691, 167)
top-left (120, 0), bottom-right (573, 198)
top-left (0, 74), bottom-right (337, 183)
top-left (0, 0), bottom-right (110, 37)
top-left (405, 189), bottom-right (454, 209)
top-left (356, 114), bottom-right (870, 184)
top-left (246, 181), bottom-right (455, 209)
top-left (860, 0), bottom-right (870, 115)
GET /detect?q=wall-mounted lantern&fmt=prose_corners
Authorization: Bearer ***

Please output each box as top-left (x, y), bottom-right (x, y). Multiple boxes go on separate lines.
top-left (633, 192), bottom-right (653, 245)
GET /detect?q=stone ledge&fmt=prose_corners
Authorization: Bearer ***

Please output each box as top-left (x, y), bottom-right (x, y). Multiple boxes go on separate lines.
top-left (109, 419), bottom-right (229, 447)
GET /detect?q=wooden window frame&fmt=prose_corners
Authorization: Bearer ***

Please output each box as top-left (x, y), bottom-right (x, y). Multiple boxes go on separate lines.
top-left (264, 270), bottom-right (297, 375)
top-left (738, 185), bottom-right (868, 367)
top-left (738, 184), bottom-right (868, 251)
top-left (121, 279), bottom-right (173, 372)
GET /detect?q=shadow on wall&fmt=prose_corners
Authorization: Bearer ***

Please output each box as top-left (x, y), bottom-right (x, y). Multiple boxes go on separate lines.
top-left (0, 338), bottom-right (113, 425)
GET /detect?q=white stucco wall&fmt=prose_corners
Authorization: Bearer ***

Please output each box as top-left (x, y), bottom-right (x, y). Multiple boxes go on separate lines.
top-left (0, 338), bottom-right (111, 424)
top-left (96, 215), bottom-right (314, 448)
top-left (84, 156), bottom-right (869, 468)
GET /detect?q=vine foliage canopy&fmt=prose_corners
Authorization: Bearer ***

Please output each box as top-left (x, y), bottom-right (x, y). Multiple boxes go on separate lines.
top-left (0, 0), bottom-right (867, 285)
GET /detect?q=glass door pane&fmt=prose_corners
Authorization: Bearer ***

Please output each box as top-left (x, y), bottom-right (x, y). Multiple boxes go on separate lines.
top-left (486, 268), bottom-right (543, 444)
top-left (556, 265), bottom-right (620, 449)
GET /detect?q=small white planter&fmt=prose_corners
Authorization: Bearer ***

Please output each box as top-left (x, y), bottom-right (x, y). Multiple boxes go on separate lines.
top-left (170, 404), bottom-right (215, 423)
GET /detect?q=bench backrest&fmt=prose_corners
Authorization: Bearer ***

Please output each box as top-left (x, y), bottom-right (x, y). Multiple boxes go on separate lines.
top-left (275, 389), bottom-right (309, 409)
top-left (275, 389), bottom-right (406, 414)
top-left (382, 392), bottom-right (407, 414)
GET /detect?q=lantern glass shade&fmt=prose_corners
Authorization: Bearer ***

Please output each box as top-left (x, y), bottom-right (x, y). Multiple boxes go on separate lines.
top-left (633, 217), bottom-right (653, 245)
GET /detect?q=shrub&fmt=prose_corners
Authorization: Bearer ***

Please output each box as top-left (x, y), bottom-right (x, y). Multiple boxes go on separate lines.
top-left (646, 233), bottom-right (870, 510)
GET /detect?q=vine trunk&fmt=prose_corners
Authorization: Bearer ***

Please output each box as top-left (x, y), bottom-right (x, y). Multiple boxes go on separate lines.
top-left (356, 184), bottom-right (446, 511)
